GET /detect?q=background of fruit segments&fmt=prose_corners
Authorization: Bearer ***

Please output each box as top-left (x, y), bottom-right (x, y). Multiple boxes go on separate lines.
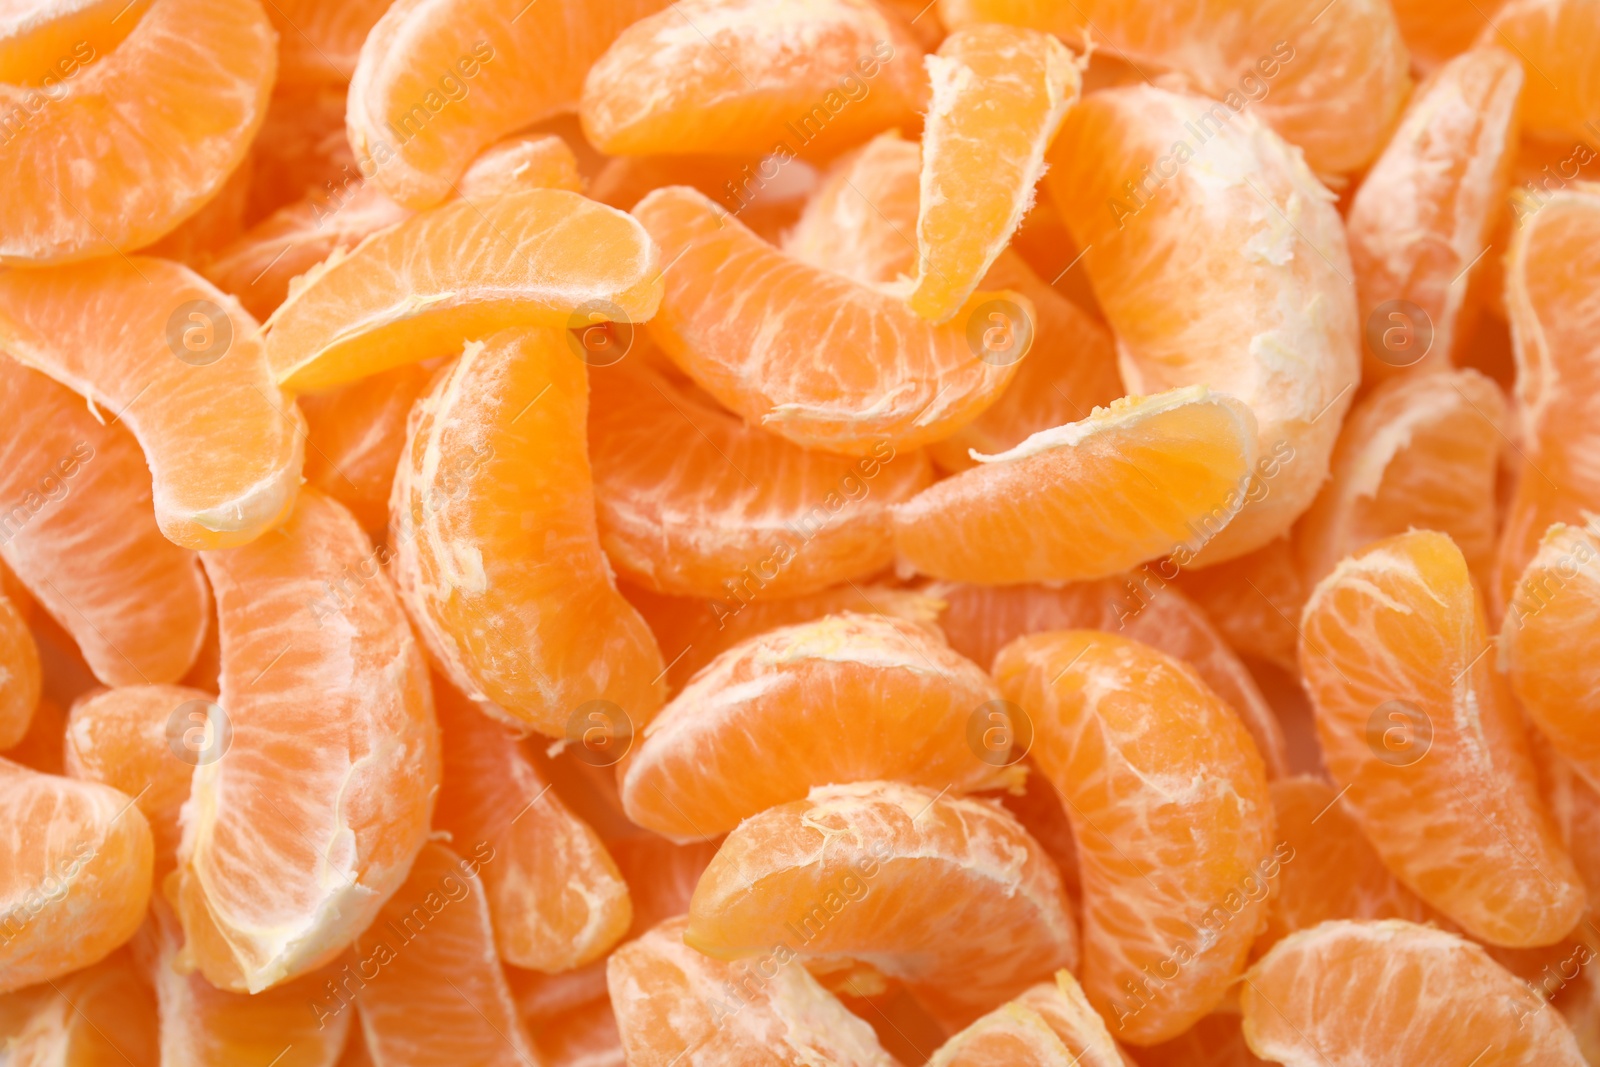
top-left (1, 0), bottom-right (1600, 1063)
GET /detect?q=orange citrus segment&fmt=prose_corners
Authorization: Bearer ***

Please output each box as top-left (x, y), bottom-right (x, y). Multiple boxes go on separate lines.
top-left (0, 257), bottom-right (305, 551)
top-left (1396, 0), bottom-right (1509, 71)
top-left (0, 757), bottom-right (153, 994)
top-left (1299, 530), bottom-right (1586, 946)
top-left (907, 24), bottom-right (1078, 323)
top-left (0, 591), bottom-right (37, 749)
top-left (929, 969), bottom-right (1138, 1066)
top-left (0, 695), bottom-right (67, 775)
top-left (178, 488), bottom-right (439, 993)
top-left (0, 949), bottom-right (159, 1065)
top-left (686, 780), bottom-right (1079, 1025)
top-left (1483, 0), bottom-right (1600, 145)
top-left (632, 185), bottom-right (1026, 456)
top-left (1241, 920), bottom-right (1586, 1065)
top-left (1134, 1012), bottom-right (1266, 1067)
top-left (139, 155), bottom-right (254, 267)
top-left (619, 613), bottom-right (1017, 840)
top-left (783, 129), bottom-right (923, 286)
top-left (1047, 85), bottom-right (1360, 562)
top-left (300, 362), bottom-right (435, 535)
top-left (1016, 971), bottom-right (1139, 1066)
top-left (0, 0), bottom-right (276, 263)
top-left (891, 387), bottom-right (1257, 583)
top-left (454, 132), bottom-right (583, 199)
top-left (266, 0), bottom-right (391, 87)
top-left (1172, 536), bottom-right (1306, 674)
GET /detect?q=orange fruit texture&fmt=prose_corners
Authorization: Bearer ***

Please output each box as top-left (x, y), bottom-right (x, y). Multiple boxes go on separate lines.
top-left (1172, 535), bottom-right (1307, 674)
top-left (265, 0), bottom-right (392, 88)
top-left (0, 948), bottom-right (159, 1065)
top-left (1299, 529), bottom-right (1586, 946)
top-left (0, 590), bottom-right (39, 749)
top-left (925, 970), bottom-right (1137, 1066)
top-left (1484, 0), bottom-right (1600, 147)
top-left (1394, 0), bottom-right (1508, 72)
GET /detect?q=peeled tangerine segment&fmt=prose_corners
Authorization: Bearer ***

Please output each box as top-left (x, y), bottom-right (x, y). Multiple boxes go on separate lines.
top-left (0, 758), bottom-right (153, 994)
top-left (433, 678), bottom-right (632, 972)
top-left (632, 185), bottom-right (1025, 456)
top-left (0, 258), bottom-right (304, 550)
top-left (908, 24), bottom-right (1078, 323)
top-left (938, 0), bottom-right (1410, 175)
top-left (1347, 47), bottom-right (1523, 379)
top-left (1299, 530), bottom-right (1586, 947)
top-left (928, 970), bottom-right (1135, 1067)
top-left (579, 0), bottom-right (926, 157)
top-left (1047, 85), bottom-right (1360, 563)
top-left (892, 386), bottom-right (1257, 583)
top-left (392, 327), bottom-right (665, 737)
top-left (263, 188), bottom-right (664, 392)
top-left (1242, 920), bottom-right (1587, 1066)
top-left (178, 488), bottom-right (439, 994)
top-left (608, 915), bottom-right (899, 1067)
top-left (589, 358), bottom-right (932, 600)
top-left (300, 363), bottom-right (435, 534)
top-left (686, 780), bottom-right (1079, 1026)
top-left (993, 632), bottom-right (1274, 1045)
top-left (1484, 0), bottom-right (1600, 145)
top-left (0, 591), bottom-right (38, 749)
top-left (266, 0), bottom-right (391, 86)
top-left (0, 358), bottom-right (209, 685)
top-left (0, 0), bottom-right (275, 263)
top-left (347, 0), bottom-right (669, 208)
top-left (0, 949), bottom-right (158, 1064)
top-left (619, 612), bottom-right (1016, 840)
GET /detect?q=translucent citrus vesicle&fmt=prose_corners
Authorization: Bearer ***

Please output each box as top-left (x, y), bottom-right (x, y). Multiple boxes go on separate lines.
top-left (0, 258), bottom-right (305, 550)
top-left (993, 631), bottom-right (1275, 1045)
top-left (590, 358), bottom-right (932, 600)
top-left (686, 780), bottom-right (1078, 1025)
top-left (1483, 0), bottom-right (1600, 146)
top-left (1241, 920), bottom-right (1586, 1065)
top-left (0, 591), bottom-right (37, 749)
top-left (300, 362), bottom-right (435, 535)
top-left (619, 613), bottom-right (1016, 840)
top-left (1298, 530), bottom-right (1585, 946)
top-left (0, 949), bottom-right (158, 1064)
top-left (928, 970), bottom-right (1136, 1067)
top-left (453, 131), bottom-right (583, 199)
top-left (178, 488), bottom-right (439, 993)
top-left (783, 129), bottom-right (923, 286)
top-left (891, 387), bottom-right (1257, 583)
top-left (631, 185), bottom-right (1026, 456)
top-left (1046, 85), bottom-right (1360, 563)
top-left (0, 0), bottom-right (275, 264)
top-left (346, 0), bottom-right (669, 209)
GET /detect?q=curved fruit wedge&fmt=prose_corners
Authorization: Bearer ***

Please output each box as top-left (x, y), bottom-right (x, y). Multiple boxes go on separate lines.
top-left (1483, 0), bottom-right (1600, 145)
top-left (907, 24), bottom-right (1078, 323)
top-left (352, 842), bottom-right (541, 1067)
top-left (434, 676), bottom-right (631, 972)
top-left (1296, 368), bottom-right (1507, 590)
top-left (892, 387), bottom-right (1257, 583)
top-left (1241, 920), bottom-right (1586, 1065)
top-left (687, 780), bottom-right (1078, 1025)
top-left (454, 132), bottom-right (583, 199)
top-left (783, 130), bottom-right (925, 286)
top-left (1347, 48), bottom-right (1522, 381)
top-left (1047, 85), bottom-right (1360, 562)
top-left (929, 970), bottom-right (1136, 1067)
top-left (580, 0), bottom-right (926, 157)
top-left (632, 185), bottom-right (1025, 456)
top-left (264, 189), bottom-right (663, 392)
top-left (301, 363), bottom-right (435, 534)
top-left (939, 0), bottom-right (1410, 175)
top-left (0, 357), bottom-right (210, 684)
top-left (0, 0), bottom-right (275, 263)
top-left (0, 258), bottom-right (304, 550)
top-left (0, 695), bottom-right (65, 775)
top-left (0, 591), bottom-right (38, 749)
top-left (590, 359), bottom-right (932, 599)
top-left (1299, 530), bottom-right (1585, 946)
top-left (0, 949), bottom-right (158, 1064)
top-left (0, 758), bottom-right (153, 993)
top-left (267, 0), bottom-right (391, 86)
top-left (347, 0), bottom-right (669, 208)
top-left (619, 613), bottom-right (1015, 840)
top-left (608, 915), bottom-right (899, 1067)
top-left (178, 488), bottom-right (439, 993)
top-left (993, 631), bottom-right (1275, 1045)
top-left (1396, 0), bottom-right (1506, 72)
top-left (1173, 536), bottom-right (1306, 673)
top-left (393, 327), bottom-right (664, 736)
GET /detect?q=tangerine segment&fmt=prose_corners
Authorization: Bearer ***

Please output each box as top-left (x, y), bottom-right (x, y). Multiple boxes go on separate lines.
top-left (937, 0), bottom-right (1408, 175)
top-left (590, 359), bottom-right (932, 600)
top-left (927, 1003), bottom-right (1079, 1067)
top-left (993, 631), bottom-right (1275, 1045)
top-left (0, 0), bottom-right (275, 264)
top-left (1016, 971), bottom-right (1138, 1067)
top-left (620, 613), bottom-right (1016, 840)
top-left (1295, 368), bottom-right (1508, 590)
top-left (931, 580), bottom-right (1289, 779)
top-left (784, 130), bottom-right (923, 286)
top-left (1395, 0), bottom-right (1508, 71)
top-left (392, 328), bottom-right (664, 737)
top-left (579, 0), bottom-right (925, 158)
top-left (1172, 536), bottom-right (1305, 673)
top-left (0, 357), bottom-right (210, 686)
top-left (632, 185), bottom-right (1025, 456)
top-left (908, 24), bottom-right (1078, 323)
top-left (607, 915), bottom-right (900, 1067)
top-left (454, 132), bottom-right (583, 199)
top-left (892, 387), bottom-right (1257, 584)
top-left (1241, 920), bottom-right (1586, 1065)
top-left (179, 488), bottom-right (439, 994)
top-left (0, 950), bottom-right (158, 1066)
top-left (264, 188), bottom-right (663, 393)
top-left (0, 592), bottom-right (37, 750)
top-left (300, 363), bottom-right (435, 534)
top-left (1298, 530), bottom-right (1585, 946)
top-left (433, 677), bottom-right (631, 972)
top-left (0, 258), bottom-right (304, 551)
top-left (347, 0), bottom-right (669, 209)
top-left (1484, 0), bottom-right (1600, 146)
top-left (0, 696), bottom-right (66, 776)
top-left (0, 758), bottom-right (153, 994)
top-left (686, 781), bottom-right (1078, 1024)
top-left (352, 843), bottom-right (541, 1067)
top-left (266, 0), bottom-right (391, 86)
top-left (1046, 85), bottom-right (1360, 563)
